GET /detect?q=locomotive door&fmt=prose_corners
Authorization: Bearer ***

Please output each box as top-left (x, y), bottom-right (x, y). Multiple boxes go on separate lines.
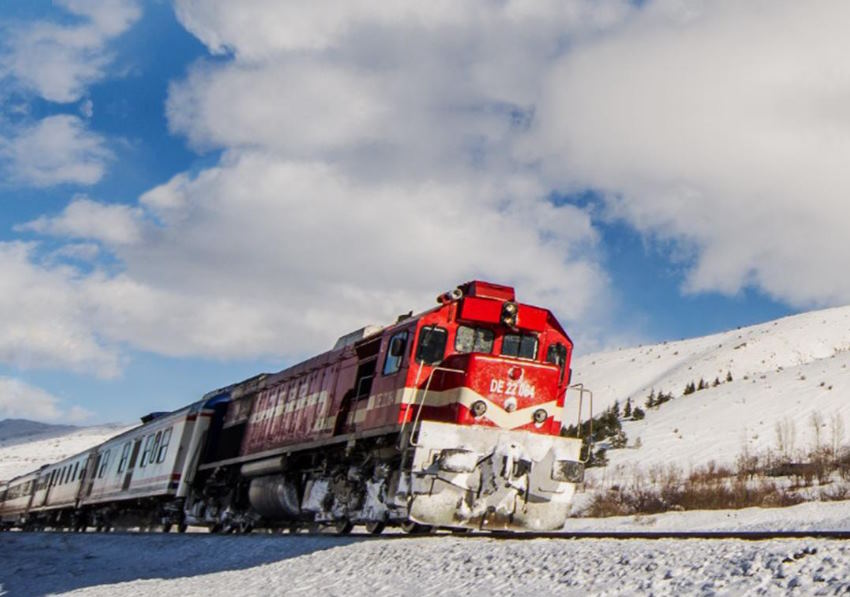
top-left (122, 439), bottom-right (142, 491)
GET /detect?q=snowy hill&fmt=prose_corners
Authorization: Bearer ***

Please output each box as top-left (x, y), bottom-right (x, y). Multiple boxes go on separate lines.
top-left (568, 304), bottom-right (850, 479)
top-left (0, 421), bottom-right (133, 482)
top-left (0, 418), bottom-right (77, 443)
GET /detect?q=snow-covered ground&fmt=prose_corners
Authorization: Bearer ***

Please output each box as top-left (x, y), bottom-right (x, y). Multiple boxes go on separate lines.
top-left (569, 305), bottom-right (850, 479)
top-left (0, 423), bottom-right (131, 482)
top-left (2, 528), bottom-right (850, 596)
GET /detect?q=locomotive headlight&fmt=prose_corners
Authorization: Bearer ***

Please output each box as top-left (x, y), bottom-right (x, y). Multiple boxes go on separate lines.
top-left (501, 301), bottom-right (518, 327)
top-left (532, 408), bottom-right (548, 424)
top-left (471, 400), bottom-right (488, 417)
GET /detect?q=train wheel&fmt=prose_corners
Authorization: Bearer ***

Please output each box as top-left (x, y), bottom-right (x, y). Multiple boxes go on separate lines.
top-left (177, 521), bottom-right (188, 533)
top-left (162, 523), bottom-right (173, 533)
top-left (364, 521), bottom-right (385, 535)
top-left (333, 519), bottom-right (353, 535)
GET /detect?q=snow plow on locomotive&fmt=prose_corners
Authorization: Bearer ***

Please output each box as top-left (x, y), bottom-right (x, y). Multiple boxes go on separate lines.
top-left (1, 281), bottom-right (588, 534)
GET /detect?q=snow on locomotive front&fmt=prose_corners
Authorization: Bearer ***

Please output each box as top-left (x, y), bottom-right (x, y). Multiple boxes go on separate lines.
top-left (399, 281), bottom-right (584, 531)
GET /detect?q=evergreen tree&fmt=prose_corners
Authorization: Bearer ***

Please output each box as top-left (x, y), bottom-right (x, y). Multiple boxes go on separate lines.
top-left (683, 382), bottom-right (695, 395)
top-left (646, 389), bottom-right (656, 408)
top-left (726, 371), bottom-right (733, 382)
top-left (697, 378), bottom-right (707, 391)
top-left (713, 377), bottom-right (721, 387)
top-left (612, 400), bottom-right (621, 420)
top-left (624, 398), bottom-right (632, 418)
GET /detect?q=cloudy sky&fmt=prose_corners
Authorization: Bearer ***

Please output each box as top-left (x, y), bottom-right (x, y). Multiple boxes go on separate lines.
top-left (1, 0), bottom-right (843, 423)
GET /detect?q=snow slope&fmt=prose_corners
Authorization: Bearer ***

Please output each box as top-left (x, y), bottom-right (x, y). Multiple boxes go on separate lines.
top-left (0, 422), bottom-right (132, 482)
top-left (568, 305), bottom-right (850, 476)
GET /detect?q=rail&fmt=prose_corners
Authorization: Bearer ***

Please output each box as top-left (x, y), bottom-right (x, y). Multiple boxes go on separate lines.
top-left (15, 528), bottom-right (850, 541)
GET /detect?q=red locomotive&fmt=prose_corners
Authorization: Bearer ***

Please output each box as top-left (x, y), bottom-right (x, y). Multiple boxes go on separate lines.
top-left (1, 281), bottom-right (586, 533)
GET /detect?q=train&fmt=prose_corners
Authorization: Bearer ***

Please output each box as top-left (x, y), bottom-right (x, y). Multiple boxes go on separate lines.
top-left (0, 281), bottom-right (590, 534)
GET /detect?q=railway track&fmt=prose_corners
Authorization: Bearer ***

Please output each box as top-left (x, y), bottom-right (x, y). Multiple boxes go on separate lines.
top-left (11, 528), bottom-right (850, 541)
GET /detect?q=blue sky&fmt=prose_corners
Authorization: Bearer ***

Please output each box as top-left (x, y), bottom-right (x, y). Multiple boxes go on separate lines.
top-left (2, 0), bottom-right (843, 423)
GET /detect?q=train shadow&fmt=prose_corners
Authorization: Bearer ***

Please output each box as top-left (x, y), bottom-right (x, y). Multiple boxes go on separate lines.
top-left (0, 530), bottom-right (366, 596)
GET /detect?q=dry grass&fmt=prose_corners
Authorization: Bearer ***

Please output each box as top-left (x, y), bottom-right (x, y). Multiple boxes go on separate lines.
top-left (585, 473), bottom-right (803, 518)
top-left (581, 424), bottom-right (850, 518)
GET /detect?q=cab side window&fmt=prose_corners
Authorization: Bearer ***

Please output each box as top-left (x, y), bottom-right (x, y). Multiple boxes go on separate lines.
top-left (415, 326), bottom-right (447, 365)
top-left (546, 343), bottom-right (568, 382)
top-left (382, 331), bottom-right (409, 375)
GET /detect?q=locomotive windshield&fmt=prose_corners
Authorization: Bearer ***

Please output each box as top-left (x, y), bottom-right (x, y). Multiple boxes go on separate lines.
top-left (501, 333), bottom-right (538, 360)
top-left (454, 325), bottom-right (494, 354)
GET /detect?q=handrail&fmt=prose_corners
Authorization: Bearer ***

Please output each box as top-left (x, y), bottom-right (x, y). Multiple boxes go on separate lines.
top-left (408, 366), bottom-right (466, 447)
top-left (568, 383), bottom-right (593, 464)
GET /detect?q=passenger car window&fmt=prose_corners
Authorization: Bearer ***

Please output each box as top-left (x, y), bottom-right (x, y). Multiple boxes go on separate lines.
top-left (156, 427), bottom-right (172, 463)
top-left (455, 326), bottom-right (494, 354)
top-left (97, 450), bottom-right (111, 478)
top-left (383, 331), bottom-right (408, 375)
top-left (501, 334), bottom-right (539, 360)
top-left (139, 435), bottom-right (154, 468)
top-left (415, 326), bottom-right (447, 365)
top-left (117, 442), bottom-right (131, 473)
top-left (149, 431), bottom-right (162, 465)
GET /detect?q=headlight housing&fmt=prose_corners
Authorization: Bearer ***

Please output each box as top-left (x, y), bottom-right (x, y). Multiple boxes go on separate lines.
top-left (470, 400), bottom-right (487, 417)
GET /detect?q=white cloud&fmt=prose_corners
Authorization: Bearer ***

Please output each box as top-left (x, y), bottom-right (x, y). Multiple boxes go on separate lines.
top-left (174, 0), bottom-right (631, 58)
top-left (0, 0), bottom-right (141, 103)
top-left (20, 196), bottom-right (144, 246)
top-left (168, 0), bottom-right (634, 181)
top-left (0, 1), bottom-right (639, 374)
top-left (0, 377), bottom-right (91, 423)
top-left (0, 115), bottom-right (111, 187)
top-left (531, 0), bottom-right (850, 308)
top-left (49, 242), bottom-right (101, 263)
top-left (0, 242), bottom-right (120, 378)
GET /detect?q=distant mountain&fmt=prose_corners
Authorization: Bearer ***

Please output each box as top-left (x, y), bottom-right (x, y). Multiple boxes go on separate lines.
top-left (0, 420), bottom-right (132, 482)
top-left (0, 419), bottom-right (78, 443)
